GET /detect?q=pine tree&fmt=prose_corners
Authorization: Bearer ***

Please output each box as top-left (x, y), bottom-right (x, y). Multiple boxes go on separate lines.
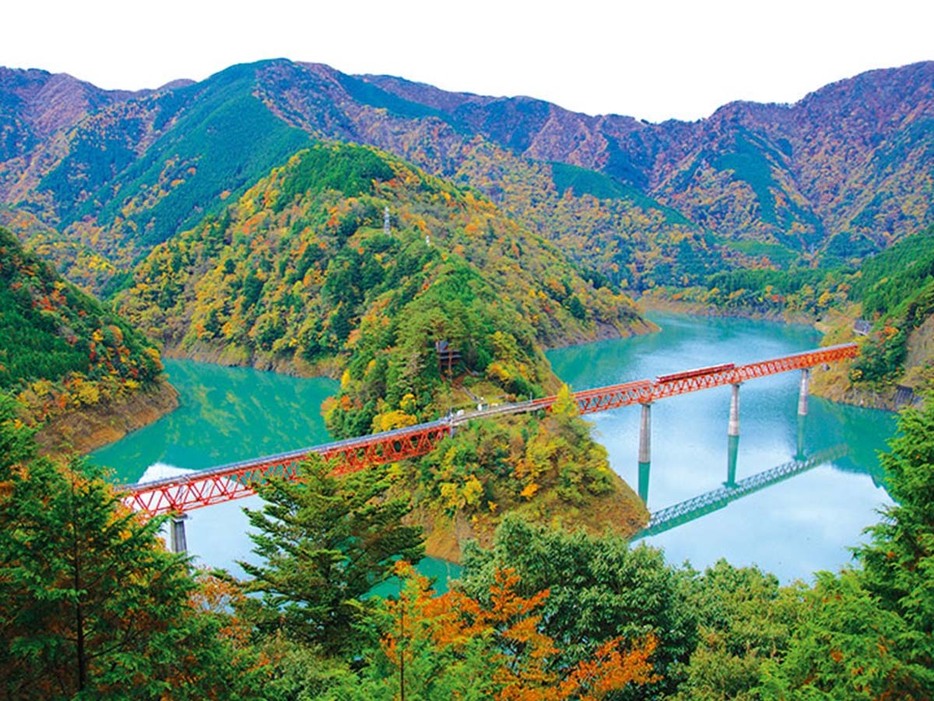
top-left (854, 396), bottom-right (934, 693)
top-left (240, 456), bottom-right (424, 655)
top-left (0, 393), bottom-right (255, 699)
top-left (762, 397), bottom-right (934, 698)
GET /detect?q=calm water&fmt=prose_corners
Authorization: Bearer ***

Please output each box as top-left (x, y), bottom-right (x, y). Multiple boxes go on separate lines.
top-left (550, 312), bottom-right (895, 580)
top-left (92, 313), bottom-right (896, 582)
top-left (91, 361), bottom-right (339, 575)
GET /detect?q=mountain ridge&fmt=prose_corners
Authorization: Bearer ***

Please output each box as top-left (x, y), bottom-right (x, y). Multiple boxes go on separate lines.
top-left (0, 58), bottom-right (929, 295)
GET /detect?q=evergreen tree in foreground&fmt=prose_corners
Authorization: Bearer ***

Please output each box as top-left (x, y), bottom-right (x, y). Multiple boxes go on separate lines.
top-left (0, 393), bottom-right (257, 699)
top-left (759, 396), bottom-right (934, 698)
top-left (240, 456), bottom-right (424, 656)
top-left (460, 516), bottom-right (697, 700)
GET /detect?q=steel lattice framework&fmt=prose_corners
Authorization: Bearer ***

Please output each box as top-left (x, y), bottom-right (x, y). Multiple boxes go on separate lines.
top-left (123, 421), bottom-right (453, 515)
top-left (123, 343), bottom-right (857, 516)
top-left (567, 343), bottom-right (858, 414)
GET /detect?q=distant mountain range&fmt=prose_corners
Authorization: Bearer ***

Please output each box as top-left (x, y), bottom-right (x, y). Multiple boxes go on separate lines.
top-left (0, 59), bottom-right (930, 294)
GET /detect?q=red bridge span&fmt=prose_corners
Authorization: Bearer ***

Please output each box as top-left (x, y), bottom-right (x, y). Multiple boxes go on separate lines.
top-left (124, 343), bottom-right (857, 517)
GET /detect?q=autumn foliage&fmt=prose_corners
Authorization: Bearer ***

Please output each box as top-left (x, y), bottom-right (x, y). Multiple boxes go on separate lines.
top-left (0, 227), bottom-right (164, 426)
top-left (377, 562), bottom-right (658, 700)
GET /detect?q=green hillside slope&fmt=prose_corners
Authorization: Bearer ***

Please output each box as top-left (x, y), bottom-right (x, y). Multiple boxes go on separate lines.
top-left (116, 141), bottom-right (651, 552)
top-left (0, 226), bottom-right (174, 450)
top-left (2, 60), bottom-right (929, 300)
top-left (118, 141), bottom-right (649, 429)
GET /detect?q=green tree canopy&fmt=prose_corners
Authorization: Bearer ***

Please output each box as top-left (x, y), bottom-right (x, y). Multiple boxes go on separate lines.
top-left (0, 394), bottom-right (254, 699)
top-left (758, 396), bottom-right (934, 698)
top-left (240, 456), bottom-right (424, 656)
top-left (854, 394), bottom-right (934, 693)
top-left (460, 516), bottom-right (696, 700)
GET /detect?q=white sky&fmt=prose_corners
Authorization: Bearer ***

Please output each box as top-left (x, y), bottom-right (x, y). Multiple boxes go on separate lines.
top-left (4, 0), bottom-right (931, 123)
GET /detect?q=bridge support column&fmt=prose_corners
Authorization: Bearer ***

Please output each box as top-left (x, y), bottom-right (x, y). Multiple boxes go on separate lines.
top-left (797, 368), bottom-right (810, 417)
top-left (728, 383), bottom-right (741, 437)
top-left (169, 514), bottom-right (188, 554)
top-left (638, 403), bottom-right (651, 502)
top-left (638, 403), bottom-right (652, 464)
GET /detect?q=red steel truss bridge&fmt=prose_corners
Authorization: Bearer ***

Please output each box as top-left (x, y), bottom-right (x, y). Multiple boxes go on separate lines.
top-left (123, 343), bottom-right (857, 517)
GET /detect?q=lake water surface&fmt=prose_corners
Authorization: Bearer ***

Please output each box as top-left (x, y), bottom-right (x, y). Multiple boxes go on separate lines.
top-left (548, 312), bottom-right (894, 580)
top-left (91, 312), bottom-right (896, 582)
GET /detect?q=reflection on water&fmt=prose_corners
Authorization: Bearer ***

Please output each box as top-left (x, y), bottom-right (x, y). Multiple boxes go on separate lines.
top-left (93, 314), bottom-right (897, 583)
top-left (548, 312), bottom-right (896, 582)
top-left (636, 443), bottom-right (848, 538)
top-left (92, 359), bottom-right (339, 483)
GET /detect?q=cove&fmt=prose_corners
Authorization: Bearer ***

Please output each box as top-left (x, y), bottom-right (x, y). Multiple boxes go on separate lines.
top-left (91, 312), bottom-right (896, 583)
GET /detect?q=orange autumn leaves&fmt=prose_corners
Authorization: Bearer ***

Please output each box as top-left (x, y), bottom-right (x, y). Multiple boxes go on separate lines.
top-left (380, 563), bottom-right (658, 700)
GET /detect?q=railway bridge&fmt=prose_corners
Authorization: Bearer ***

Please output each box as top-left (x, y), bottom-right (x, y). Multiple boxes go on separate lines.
top-left (122, 343), bottom-right (858, 550)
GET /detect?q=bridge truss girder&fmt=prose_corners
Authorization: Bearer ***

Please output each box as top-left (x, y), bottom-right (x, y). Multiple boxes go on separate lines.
top-left (123, 343), bottom-right (858, 517)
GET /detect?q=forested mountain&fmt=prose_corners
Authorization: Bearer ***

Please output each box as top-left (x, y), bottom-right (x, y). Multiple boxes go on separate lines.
top-left (1, 59), bottom-right (931, 699)
top-left (0, 59), bottom-right (929, 295)
top-left (115, 140), bottom-right (650, 551)
top-left (811, 224), bottom-right (934, 404)
top-left (116, 141), bottom-right (647, 430)
top-left (0, 226), bottom-right (171, 445)
top-left (362, 62), bottom-right (932, 256)
top-left (0, 63), bottom-right (313, 292)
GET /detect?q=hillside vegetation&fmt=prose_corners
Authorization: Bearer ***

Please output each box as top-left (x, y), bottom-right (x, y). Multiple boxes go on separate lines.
top-left (116, 141), bottom-right (650, 550)
top-left (0, 60), bottom-right (929, 299)
top-left (3, 394), bottom-right (931, 698)
top-left (645, 224), bottom-right (934, 404)
top-left (0, 64), bottom-right (312, 293)
top-left (118, 142), bottom-right (646, 420)
top-left (812, 226), bottom-right (934, 405)
top-left (361, 61), bottom-right (932, 261)
top-left (0, 226), bottom-right (174, 450)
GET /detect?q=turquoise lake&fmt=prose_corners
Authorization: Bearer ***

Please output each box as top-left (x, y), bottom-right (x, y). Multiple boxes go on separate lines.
top-left (91, 312), bottom-right (896, 582)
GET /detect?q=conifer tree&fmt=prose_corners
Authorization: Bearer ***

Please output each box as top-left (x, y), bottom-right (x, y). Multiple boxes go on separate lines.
top-left (240, 456), bottom-right (424, 655)
top-left (461, 516), bottom-right (696, 699)
top-left (0, 393), bottom-right (255, 699)
top-left (761, 397), bottom-right (934, 698)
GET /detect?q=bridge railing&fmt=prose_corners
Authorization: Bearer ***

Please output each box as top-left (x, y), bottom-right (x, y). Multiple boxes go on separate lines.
top-left (124, 419), bottom-right (455, 515)
top-left (122, 342), bottom-right (858, 516)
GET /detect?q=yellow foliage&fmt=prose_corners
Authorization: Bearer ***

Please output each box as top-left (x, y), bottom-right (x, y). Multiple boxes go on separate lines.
top-left (486, 361), bottom-right (512, 384)
top-left (462, 475), bottom-right (483, 508)
top-left (399, 392), bottom-right (417, 414)
top-left (374, 409), bottom-right (418, 432)
top-left (439, 481), bottom-right (461, 511)
top-left (71, 379), bottom-right (101, 407)
top-left (551, 384), bottom-right (579, 417)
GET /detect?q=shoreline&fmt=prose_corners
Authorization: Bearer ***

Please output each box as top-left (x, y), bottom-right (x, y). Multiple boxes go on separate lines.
top-left (35, 378), bottom-right (180, 458)
top-left (637, 297), bottom-right (912, 413)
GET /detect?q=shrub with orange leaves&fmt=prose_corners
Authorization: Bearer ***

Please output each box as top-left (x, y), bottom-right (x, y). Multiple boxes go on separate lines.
top-left (374, 563), bottom-right (657, 700)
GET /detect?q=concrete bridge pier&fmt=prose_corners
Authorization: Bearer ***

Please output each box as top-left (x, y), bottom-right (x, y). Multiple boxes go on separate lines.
top-left (798, 369), bottom-right (810, 417)
top-left (169, 514), bottom-right (188, 554)
top-left (725, 384), bottom-right (742, 486)
top-left (728, 383), bottom-right (741, 437)
top-left (638, 403), bottom-right (652, 502)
